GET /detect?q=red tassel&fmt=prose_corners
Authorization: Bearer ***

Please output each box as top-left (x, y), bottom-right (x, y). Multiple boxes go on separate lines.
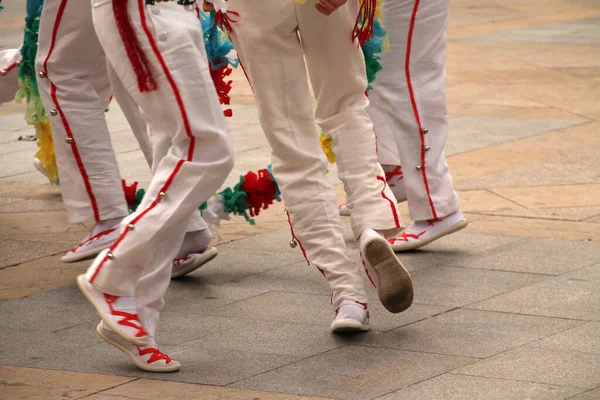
top-left (122, 179), bottom-right (139, 210)
top-left (214, 10), bottom-right (239, 34)
top-left (352, 0), bottom-right (377, 46)
top-left (113, 0), bottom-right (157, 92)
top-left (209, 64), bottom-right (234, 117)
top-left (241, 169), bottom-right (277, 217)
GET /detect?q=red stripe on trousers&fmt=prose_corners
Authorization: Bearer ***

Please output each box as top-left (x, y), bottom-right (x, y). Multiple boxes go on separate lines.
top-left (285, 209), bottom-right (308, 263)
top-left (90, 1), bottom-right (198, 283)
top-left (138, 0), bottom-right (195, 161)
top-left (43, 0), bottom-right (100, 221)
top-left (377, 176), bottom-right (400, 227)
top-left (89, 159), bottom-right (186, 283)
top-left (405, 0), bottom-right (438, 219)
top-left (4, 61), bottom-right (18, 74)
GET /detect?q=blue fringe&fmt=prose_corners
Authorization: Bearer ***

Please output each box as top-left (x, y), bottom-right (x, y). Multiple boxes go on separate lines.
top-left (199, 10), bottom-right (239, 71)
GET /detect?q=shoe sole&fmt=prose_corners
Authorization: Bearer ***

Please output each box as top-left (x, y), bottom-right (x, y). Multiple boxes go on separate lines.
top-left (391, 219), bottom-right (468, 252)
top-left (331, 320), bottom-right (371, 333)
top-left (77, 275), bottom-right (148, 347)
top-left (61, 243), bottom-right (113, 263)
top-left (364, 236), bottom-right (413, 314)
top-left (340, 197), bottom-right (407, 217)
top-left (171, 247), bottom-right (218, 279)
top-left (96, 325), bottom-right (180, 373)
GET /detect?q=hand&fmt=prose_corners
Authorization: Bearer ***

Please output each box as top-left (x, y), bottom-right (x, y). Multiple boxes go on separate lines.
top-left (202, 0), bottom-right (214, 11)
top-left (315, 0), bottom-right (347, 15)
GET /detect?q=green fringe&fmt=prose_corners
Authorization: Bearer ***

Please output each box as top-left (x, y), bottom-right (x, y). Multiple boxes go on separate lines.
top-left (130, 188), bottom-right (146, 213)
top-left (218, 176), bottom-right (254, 225)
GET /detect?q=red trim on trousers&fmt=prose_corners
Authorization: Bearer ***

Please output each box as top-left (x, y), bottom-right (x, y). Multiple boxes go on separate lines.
top-left (285, 209), bottom-right (308, 263)
top-left (90, 1), bottom-right (198, 283)
top-left (405, 0), bottom-right (438, 219)
top-left (376, 176), bottom-right (400, 227)
top-left (138, 0), bottom-right (195, 161)
top-left (89, 159), bottom-right (186, 283)
top-left (3, 61), bottom-right (18, 74)
top-left (43, 0), bottom-right (101, 221)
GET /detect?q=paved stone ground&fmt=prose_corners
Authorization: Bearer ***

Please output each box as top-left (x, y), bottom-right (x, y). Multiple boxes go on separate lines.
top-left (1, 0), bottom-right (600, 399)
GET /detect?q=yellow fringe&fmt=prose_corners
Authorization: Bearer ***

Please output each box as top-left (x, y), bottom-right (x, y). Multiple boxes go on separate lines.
top-left (319, 129), bottom-right (336, 164)
top-left (34, 121), bottom-right (59, 185)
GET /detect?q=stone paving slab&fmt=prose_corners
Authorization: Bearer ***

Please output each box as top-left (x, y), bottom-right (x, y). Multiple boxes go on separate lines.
top-left (356, 309), bottom-right (582, 359)
top-left (464, 18), bottom-right (600, 45)
top-left (468, 267), bottom-right (600, 321)
top-left (377, 373), bottom-right (586, 400)
top-left (454, 345), bottom-right (600, 389)
top-left (2, 0), bottom-right (600, 398)
top-left (532, 322), bottom-right (600, 355)
top-left (0, 367), bottom-right (330, 400)
top-left (0, 366), bottom-right (137, 400)
top-left (230, 345), bottom-right (475, 400)
top-left (410, 266), bottom-right (546, 308)
top-left (86, 378), bottom-right (331, 400)
top-left (446, 237), bottom-right (600, 275)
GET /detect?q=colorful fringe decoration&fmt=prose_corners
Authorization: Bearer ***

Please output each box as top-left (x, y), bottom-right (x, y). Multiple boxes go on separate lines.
top-left (113, 0), bottom-right (157, 93)
top-left (241, 169), bottom-right (278, 217)
top-left (362, 18), bottom-right (386, 91)
top-left (319, 127), bottom-right (336, 164)
top-left (122, 179), bottom-right (139, 210)
top-left (128, 165), bottom-right (283, 228)
top-left (200, 10), bottom-right (239, 117)
top-left (213, 9), bottom-right (239, 34)
top-left (15, 0), bottom-right (59, 185)
top-left (34, 122), bottom-right (59, 183)
top-left (353, 0), bottom-right (379, 47)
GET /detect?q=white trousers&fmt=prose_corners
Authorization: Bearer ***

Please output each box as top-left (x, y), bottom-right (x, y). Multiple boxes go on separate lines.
top-left (36, 0), bottom-right (152, 223)
top-left (86, 0), bottom-right (233, 337)
top-left (368, 0), bottom-right (460, 221)
top-left (0, 48), bottom-right (21, 104)
top-left (227, 0), bottom-right (402, 309)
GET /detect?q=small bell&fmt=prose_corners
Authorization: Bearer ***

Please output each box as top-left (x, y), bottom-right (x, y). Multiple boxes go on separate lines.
top-left (127, 224), bottom-right (135, 231)
top-left (38, 71), bottom-right (46, 78)
top-left (49, 109), bottom-right (58, 116)
top-left (289, 238), bottom-right (298, 248)
top-left (0, 70), bottom-right (7, 76)
top-left (106, 251), bottom-right (115, 260)
top-left (65, 137), bottom-right (73, 144)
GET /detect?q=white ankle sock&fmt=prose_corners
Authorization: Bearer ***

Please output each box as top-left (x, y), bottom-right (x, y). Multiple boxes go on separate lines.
top-left (176, 229), bottom-right (213, 258)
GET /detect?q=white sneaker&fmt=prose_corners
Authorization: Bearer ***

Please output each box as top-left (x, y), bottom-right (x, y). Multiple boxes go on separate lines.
top-left (96, 321), bottom-right (180, 372)
top-left (390, 211), bottom-right (468, 252)
top-left (77, 274), bottom-right (148, 346)
top-left (331, 300), bottom-right (371, 333)
top-left (359, 229), bottom-right (413, 314)
top-left (61, 227), bottom-right (119, 263)
top-left (171, 246), bottom-right (218, 279)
